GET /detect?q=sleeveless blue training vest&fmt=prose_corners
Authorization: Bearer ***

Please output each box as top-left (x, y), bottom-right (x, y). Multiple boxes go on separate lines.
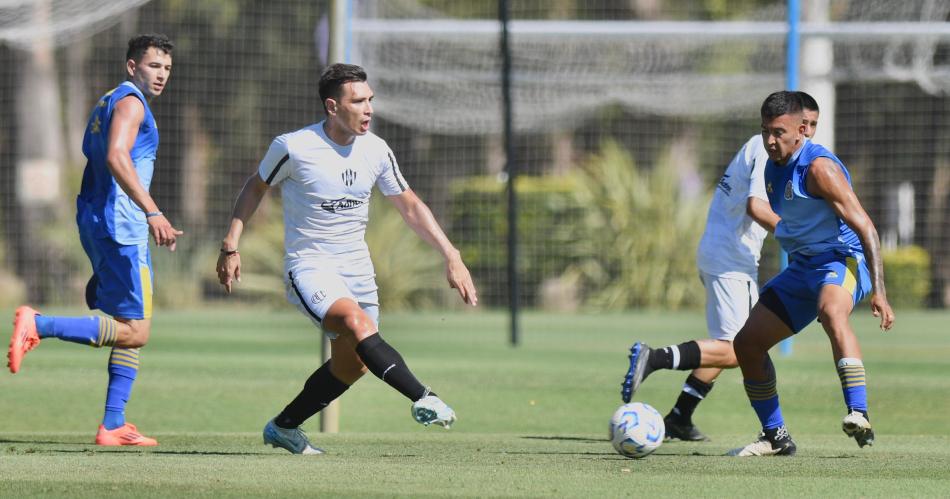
top-left (764, 140), bottom-right (863, 257)
top-left (78, 81), bottom-right (159, 244)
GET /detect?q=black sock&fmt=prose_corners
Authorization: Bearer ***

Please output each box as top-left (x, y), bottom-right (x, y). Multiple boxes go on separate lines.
top-left (648, 341), bottom-right (702, 371)
top-left (275, 361), bottom-right (350, 429)
top-left (355, 333), bottom-right (430, 402)
top-left (667, 374), bottom-right (714, 425)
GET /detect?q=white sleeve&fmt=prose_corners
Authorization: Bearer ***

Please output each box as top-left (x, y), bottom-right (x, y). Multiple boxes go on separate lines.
top-left (747, 145), bottom-right (769, 202)
top-left (257, 136), bottom-right (292, 186)
top-left (376, 146), bottom-right (410, 196)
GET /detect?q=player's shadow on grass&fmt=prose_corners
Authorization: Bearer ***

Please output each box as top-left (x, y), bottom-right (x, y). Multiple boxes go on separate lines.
top-left (518, 438), bottom-right (749, 459)
top-left (0, 437), bottom-right (90, 446)
top-left (0, 438), bottom-right (270, 456)
top-left (521, 435), bottom-right (604, 444)
top-left (501, 450), bottom-right (617, 457)
top-left (151, 450), bottom-right (273, 456)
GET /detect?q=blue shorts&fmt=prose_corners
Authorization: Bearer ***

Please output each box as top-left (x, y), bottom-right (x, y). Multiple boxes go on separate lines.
top-left (760, 251), bottom-right (871, 333)
top-left (78, 225), bottom-right (153, 320)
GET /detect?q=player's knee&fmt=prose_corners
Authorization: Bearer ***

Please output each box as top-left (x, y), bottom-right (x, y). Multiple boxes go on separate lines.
top-left (732, 330), bottom-right (757, 363)
top-left (721, 344), bottom-right (739, 368)
top-left (817, 304), bottom-right (849, 330)
top-left (118, 321), bottom-right (150, 348)
top-left (126, 331), bottom-right (150, 348)
top-left (341, 311), bottom-right (374, 338)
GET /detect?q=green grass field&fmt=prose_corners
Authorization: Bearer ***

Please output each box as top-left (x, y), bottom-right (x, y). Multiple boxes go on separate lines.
top-left (2, 307), bottom-right (948, 497)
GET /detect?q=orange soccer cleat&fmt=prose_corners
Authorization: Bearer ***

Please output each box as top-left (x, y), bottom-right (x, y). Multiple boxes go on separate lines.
top-left (8, 306), bottom-right (41, 374)
top-left (95, 423), bottom-right (159, 446)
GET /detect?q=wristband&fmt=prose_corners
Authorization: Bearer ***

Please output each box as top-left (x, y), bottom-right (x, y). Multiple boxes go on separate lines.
top-left (220, 248), bottom-right (239, 256)
top-left (145, 211), bottom-right (163, 218)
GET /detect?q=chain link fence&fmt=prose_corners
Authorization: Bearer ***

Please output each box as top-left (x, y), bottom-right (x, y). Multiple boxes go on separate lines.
top-left (1, 0), bottom-right (947, 312)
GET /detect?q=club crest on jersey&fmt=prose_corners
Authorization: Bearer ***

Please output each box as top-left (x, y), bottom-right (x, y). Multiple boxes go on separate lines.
top-left (784, 180), bottom-right (793, 201)
top-left (321, 197), bottom-right (365, 213)
top-left (342, 169), bottom-right (357, 186)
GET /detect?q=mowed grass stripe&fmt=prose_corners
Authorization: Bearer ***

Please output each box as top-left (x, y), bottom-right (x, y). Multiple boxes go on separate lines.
top-left (0, 308), bottom-right (948, 497)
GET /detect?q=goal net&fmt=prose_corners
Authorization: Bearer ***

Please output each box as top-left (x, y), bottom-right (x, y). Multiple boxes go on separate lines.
top-left (0, 0), bottom-right (948, 311)
top-left (0, 0), bottom-right (150, 48)
top-left (350, 0), bottom-right (950, 309)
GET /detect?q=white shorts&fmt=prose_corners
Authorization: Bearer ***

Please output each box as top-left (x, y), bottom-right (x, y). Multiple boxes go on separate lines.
top-left (286, 265), bottom-right (379, 338)
top-left (700, 271), bottom-right (758, 341)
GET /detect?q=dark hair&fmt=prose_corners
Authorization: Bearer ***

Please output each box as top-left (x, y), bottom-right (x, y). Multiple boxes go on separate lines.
top-left (761, 90), bottom-right (803, 121)
top-left (126, 34), bottom-right (174, 62)
top-left (796, 91), bottom-right (819, 113)
top-left (319, 63), bottom-right (367, 112)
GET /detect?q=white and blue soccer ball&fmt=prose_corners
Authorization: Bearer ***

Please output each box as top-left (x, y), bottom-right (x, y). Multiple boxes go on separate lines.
top-left (609, 402), bottom-right (665, 458)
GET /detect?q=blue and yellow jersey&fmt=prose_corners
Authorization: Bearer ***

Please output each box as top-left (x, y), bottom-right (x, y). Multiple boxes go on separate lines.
top-left (78, 81), bottom-right (158, 245)
top-left (764, 140), bottom-right (863, 257)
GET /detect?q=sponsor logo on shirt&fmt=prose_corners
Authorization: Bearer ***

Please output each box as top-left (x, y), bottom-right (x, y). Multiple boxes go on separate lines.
top-left (717, 174), bottom-right (732, 196)
top-left (321, 197), bottom-right (365, 213)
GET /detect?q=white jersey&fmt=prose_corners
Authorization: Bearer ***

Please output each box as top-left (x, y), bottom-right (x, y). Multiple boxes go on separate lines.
top-left (257, 121), bottom-right (409, 272)
top-left (696, 134), bottom-right (769, 280)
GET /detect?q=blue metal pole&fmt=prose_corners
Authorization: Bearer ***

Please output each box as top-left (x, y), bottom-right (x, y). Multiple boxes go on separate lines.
top-left (780, 0), bottom-right (800, 357)
top-left (786, 0), bottom-right (800, 90)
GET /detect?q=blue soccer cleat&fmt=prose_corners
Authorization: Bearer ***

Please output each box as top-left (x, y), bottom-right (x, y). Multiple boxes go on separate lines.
top-left (262, 419), bottom-right (324, 455)
top-left (621, 342), bottom-right (653, 403)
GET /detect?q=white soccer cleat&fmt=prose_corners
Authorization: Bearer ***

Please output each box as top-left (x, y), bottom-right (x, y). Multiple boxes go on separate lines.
top-left (262, 419), bottom-right (324, 455)
top-left (842, 411), bottom-right (874, 448)
top-left (411, 395), bottom-right (456, 428)
top-left (726, 437), bottom-right (780, 457)
top-left (726, 428), bottom-right (796, 457)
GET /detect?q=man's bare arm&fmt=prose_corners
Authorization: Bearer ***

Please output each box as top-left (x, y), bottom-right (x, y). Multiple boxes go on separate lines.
top-left (106, 96), bottom-right (183, 249)
top-left (388, 189), bottom-right (478, 306)
top-left (216, 173), bottom-right (270, 293)
top-left (747, 197), bottom-right (780, 233)
top-left (807, 157), bottom-right (894, 330)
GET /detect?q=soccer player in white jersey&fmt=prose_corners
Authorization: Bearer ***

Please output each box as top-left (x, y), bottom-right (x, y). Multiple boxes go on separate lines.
top-left (215, 63), bottom-right (478, 454)
top-left (620, 93), bottom-right (820, 441)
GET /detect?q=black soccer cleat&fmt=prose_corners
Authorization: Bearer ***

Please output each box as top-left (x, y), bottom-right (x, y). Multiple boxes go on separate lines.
top-left (663, 415), bottom-right (710, 442)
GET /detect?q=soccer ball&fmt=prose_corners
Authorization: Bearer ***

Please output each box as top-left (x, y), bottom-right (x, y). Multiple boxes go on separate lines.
top-left (609, 402), bottom-right (664, 458)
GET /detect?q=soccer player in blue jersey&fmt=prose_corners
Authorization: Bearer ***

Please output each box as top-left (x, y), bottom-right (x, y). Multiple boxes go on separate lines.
top-left (621, 93), bottom-right (820, 442)
top-left (727, 91), bottom-right (895, 457)
top-left (6, 34), bottom-right (182, 446)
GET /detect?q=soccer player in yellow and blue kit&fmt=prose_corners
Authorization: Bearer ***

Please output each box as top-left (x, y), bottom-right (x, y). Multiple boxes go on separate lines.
top-left (728, 91), bottom-right (895, 457)
top-left (6, 34), bottom-right (182, 446)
